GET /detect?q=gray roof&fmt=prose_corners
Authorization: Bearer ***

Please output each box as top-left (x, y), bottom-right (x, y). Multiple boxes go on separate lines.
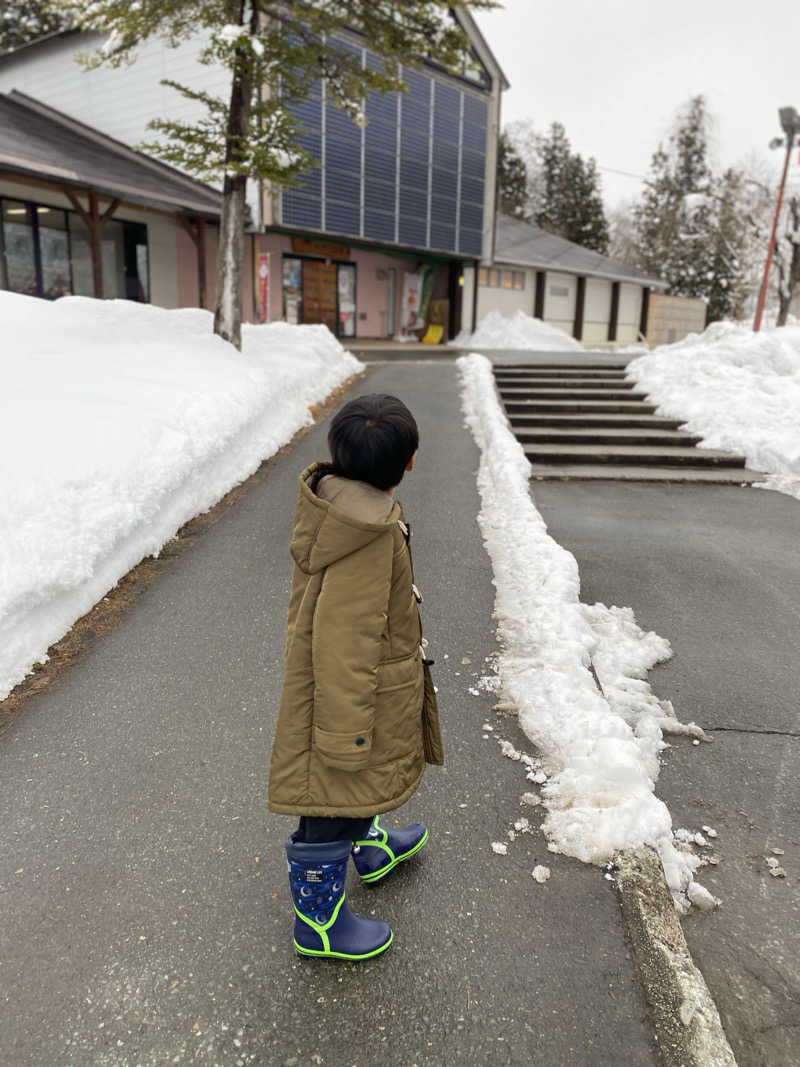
top-left (493, 214), bottom-right (667, 289)
top-left (0, 90), bottom-right (220, 218)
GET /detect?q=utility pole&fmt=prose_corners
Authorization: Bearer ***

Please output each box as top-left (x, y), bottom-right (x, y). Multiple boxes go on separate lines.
top-left (753, 106), bottom-right (799, 332)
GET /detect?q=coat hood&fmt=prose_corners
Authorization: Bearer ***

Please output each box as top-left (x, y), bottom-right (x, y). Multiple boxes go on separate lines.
top-left (290, 462), bottom-right (401, 575)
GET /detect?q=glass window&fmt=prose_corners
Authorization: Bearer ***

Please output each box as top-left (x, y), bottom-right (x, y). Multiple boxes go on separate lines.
top-left (2, 199), bottom-right (149, 302)
top-left (283, 257), bottom-right (303, 324)
top-left (488, 268), bottom-right (499, 287)
top-left (37, 206), bottom-right (71, 300)
top-left (67, 214), bottom-right (94, 297)
top-left (478, 267), bottom-right (488, 286)
top-left (135, 242), bottom-right (149, 302)
top-left (2, 201), bottom-right (37, 295)
top-left (513, 271), bottom-right (525, 291)
top-left (502, 270), bottom-right (513, 289)
top-left (337, 263), bottom-right (356, 338)
top-left (101, 219), bottom-right (126, 300)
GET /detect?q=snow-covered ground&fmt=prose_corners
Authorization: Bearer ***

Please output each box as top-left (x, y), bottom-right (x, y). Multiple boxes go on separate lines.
top-left (628, 321), bottom-right (800, 500)
top-left (0, 293), bottom-right (361, 700)
top-left (458, 352), bottom-right (713, 912)
top-left (455, 310), bottom-right (582, 351)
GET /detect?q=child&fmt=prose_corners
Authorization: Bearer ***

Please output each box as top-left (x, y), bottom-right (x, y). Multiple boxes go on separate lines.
top-left (268, 393), bottom-right (443, 960)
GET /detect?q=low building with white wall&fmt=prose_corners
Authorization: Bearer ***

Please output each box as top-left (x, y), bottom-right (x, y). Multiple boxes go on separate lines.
top-left (462, 214), bottom-right (669, 347)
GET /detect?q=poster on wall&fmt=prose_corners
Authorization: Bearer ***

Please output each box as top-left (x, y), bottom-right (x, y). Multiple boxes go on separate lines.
top-left (337, 264), bottom-right (356, 338)
top-left (257, 252), bottom-right (270, 323)
top-left (400, 272), bottom-right (422, 334)
top-left (282, 257), bottom-right (302, 324)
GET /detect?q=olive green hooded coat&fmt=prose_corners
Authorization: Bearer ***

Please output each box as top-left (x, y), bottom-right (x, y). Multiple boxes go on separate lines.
top-left (268, 462), bottom-right (439, 817)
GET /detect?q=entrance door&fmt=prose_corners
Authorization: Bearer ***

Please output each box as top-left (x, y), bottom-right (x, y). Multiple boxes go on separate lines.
top-left (303, 259), bottom-right (337, 334)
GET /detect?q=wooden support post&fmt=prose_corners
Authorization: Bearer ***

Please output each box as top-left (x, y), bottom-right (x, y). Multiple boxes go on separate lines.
top-left (573, 275), bottom-right (586, 341)
top-left (178, 215), bottom-right (207, 309)
top-left (62, 188), bottom-right (120, 300)
top-left (534, 270), bottom-right (546, 319)
top-left (608, 281), bottom-right (620, 342)
top-left (639, 286), bottom-right (650, 343)
top-left (197, 219), bottom-right (206, 310)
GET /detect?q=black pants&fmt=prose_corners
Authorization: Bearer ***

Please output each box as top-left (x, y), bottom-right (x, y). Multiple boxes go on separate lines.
top-left (295, 815), bottom-right (374, 844)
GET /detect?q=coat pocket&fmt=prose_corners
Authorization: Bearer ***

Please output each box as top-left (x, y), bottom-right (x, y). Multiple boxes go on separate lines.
top-left (313, 724), bottom-right (373, 771)
top-left (421, 662), bottom-right (444, 766)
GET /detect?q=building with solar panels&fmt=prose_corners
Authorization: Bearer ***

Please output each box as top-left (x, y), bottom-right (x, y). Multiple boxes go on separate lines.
top-left (0, 12), bottom-right (507, 341)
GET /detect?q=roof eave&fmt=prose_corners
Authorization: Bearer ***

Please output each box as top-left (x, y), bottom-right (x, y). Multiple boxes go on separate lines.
top-left (492, 254), bottom-right (667, 290)
top-left (451, 6), bottom-right (510, 91)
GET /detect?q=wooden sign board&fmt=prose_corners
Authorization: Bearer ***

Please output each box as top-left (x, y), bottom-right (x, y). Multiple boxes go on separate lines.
top-left (292, 236), bottom-right (350, 260)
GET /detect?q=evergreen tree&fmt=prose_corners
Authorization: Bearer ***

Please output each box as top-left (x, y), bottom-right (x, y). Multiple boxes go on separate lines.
top-left (533, 122), bottom-right (608, 251)
top-left (536, 121), bottom-right (572, 234)
top-left (774, 194), bottom-right (800, 326)
top-left (75, 0), bottom-right (498, 349)
top-left (0, 0), bottom-right (71, 54)
top-left (564, 155), bottom-right (609, 254)
top-left (632, 95), bottom-right (745, 322)
top-left (498, 131), bottom-right (529, 220)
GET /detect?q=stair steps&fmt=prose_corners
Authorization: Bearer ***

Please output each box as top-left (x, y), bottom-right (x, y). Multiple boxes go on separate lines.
top-left (499, 388), bottom-right (649, 402)
top-left (493, 361), bottom-right (763, 484)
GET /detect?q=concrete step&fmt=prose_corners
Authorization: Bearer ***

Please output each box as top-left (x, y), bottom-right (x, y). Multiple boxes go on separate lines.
top-left (509, 413), bottom-right (684, 429)
top-left (493, 363), bottom-right (629, 373)
top-left (516, 427), bottom-right (703, 447)
top-left (504, 399), bottom-right (657, 414)
top-left (494, 369), bottom-right (631, 381)
top-left (495, 377), bottom-right (635, 390)
top-left (528, 463), bottom-right (764, 484)
top-left (523, 444), bottom-right (746, 468)
top-left (499, 388), bottom-right (645, 402)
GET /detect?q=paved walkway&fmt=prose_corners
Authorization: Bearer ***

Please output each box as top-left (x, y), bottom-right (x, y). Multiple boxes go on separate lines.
top-left (0, 363), bottom-right (657, 1066)
top-left (535, 480), bottom-right (800, 1067)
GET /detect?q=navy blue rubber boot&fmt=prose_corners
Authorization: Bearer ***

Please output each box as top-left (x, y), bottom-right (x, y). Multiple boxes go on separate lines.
top-left (286, 834), bottom-right (393, 960)
top-left (351, 815), bottom-right (429, 885)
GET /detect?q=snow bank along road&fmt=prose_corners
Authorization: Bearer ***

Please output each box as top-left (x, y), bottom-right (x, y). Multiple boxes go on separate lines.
top-left (627, 320), bottom-right (800, 501)
top-left (0, 293), bottom-right (361, 703)
top-left (0, 362), bottom-right (661, 1066)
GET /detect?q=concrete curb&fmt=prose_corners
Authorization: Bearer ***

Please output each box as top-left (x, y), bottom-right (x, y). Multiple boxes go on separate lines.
top-left (615, 847), bottom-right (737, 1067)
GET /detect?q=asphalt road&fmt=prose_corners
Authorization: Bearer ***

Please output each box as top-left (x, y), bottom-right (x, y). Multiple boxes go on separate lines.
top-left (0, 363), bottom-right (657, 1067)
top-left (534, 481), bottom-right (800, 1067)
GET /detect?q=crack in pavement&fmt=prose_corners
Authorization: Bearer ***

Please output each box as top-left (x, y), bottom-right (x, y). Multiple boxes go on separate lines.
top-left (705, 726), bottom-right (800, 739)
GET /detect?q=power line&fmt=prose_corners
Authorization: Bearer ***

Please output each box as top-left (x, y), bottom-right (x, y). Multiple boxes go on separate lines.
top-left (596, 165), bottom-right (646, 181)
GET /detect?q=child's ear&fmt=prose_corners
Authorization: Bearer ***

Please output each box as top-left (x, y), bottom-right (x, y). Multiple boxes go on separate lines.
top-left (405, 450), bottom-right (418, 472)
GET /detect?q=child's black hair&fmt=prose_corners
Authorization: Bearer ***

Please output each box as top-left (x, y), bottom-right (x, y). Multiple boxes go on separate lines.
top-left (327, 394), bottom-right (419, 491)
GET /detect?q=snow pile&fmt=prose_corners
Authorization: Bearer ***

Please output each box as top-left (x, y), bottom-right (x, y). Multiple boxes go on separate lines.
top-left (454, 310), bottom-right (582, 351)
top-left (458, 352), bottom-right (708, 911)
top-left (0, 293), bottom-right (362, 699)
top-left (627, 321), bottom-right (800, 500)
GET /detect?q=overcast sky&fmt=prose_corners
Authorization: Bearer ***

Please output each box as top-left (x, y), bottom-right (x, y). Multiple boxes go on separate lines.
top-left (474, 0), bottom-right (800, 211)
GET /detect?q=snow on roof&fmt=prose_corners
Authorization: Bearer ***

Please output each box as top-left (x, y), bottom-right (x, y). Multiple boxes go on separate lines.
top-left (0, 90), bottom-right (221, 218)
top-left (493, 214), bottom-right (667, 290)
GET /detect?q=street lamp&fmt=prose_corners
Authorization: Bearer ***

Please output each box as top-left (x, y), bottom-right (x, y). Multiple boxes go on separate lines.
top-left (753, 106), bottom-right (800, 331)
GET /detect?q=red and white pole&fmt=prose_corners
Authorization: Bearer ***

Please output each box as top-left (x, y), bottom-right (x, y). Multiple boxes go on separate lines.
top-left (753, 134), bottom-right (795, 332)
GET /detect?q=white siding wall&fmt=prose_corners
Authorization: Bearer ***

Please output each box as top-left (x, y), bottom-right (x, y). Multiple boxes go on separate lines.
top-left (475, 268), bottom-right (534, 322)
top-left (543, 271), bottom-right (576, 335)
top-left (618, 283), bottom-right (643, 344)
top-left (0, 31), bottom-right (230, 174)
top-left (0, 178), bottom-right (180, 307)
top-left (583, 277), bottom-right (612, 343)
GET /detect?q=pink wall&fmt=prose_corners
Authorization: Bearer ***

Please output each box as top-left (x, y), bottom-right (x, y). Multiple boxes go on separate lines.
top-left (176, 227), bottom-right (424, 335)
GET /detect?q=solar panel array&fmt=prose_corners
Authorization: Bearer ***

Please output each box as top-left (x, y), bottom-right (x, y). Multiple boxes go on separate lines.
top-left (281, 49), bottom-right (488, 257)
